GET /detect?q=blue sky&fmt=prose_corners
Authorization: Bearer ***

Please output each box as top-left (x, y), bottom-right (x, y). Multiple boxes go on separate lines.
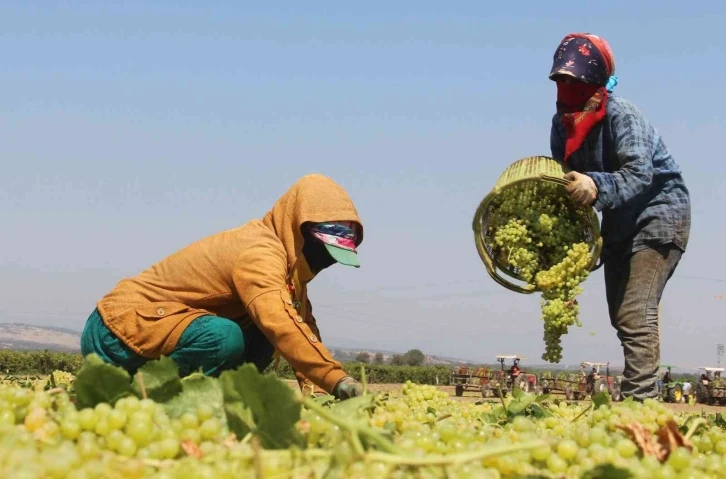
top-left (1, 2), bottom-right (725, 371)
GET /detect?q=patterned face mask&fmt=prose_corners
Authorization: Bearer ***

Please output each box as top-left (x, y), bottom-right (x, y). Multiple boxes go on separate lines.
top-left (309, 222), bottom-right (358, 251)
top-left (307, 222), bottom-right (360, 268)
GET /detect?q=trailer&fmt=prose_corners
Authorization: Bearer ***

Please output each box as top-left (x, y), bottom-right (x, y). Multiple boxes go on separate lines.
top-left (450, 365), bottom-right (490, 397)
top-left (480, 355), bottom-right (538, 398)
top-left (541, 362), bottom-right (615, 400)
top-left (695, 367), bottom-right (726, 405)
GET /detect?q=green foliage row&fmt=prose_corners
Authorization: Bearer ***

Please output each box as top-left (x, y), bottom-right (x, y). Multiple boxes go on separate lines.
top-left (266, 360), bottom-right (452, 385)
top-left (0, 350), bottom-right (450, 384)
top-left (0, 350), bottom-right (701, 385)
top-left (0, 349), bottom-right (84, 375)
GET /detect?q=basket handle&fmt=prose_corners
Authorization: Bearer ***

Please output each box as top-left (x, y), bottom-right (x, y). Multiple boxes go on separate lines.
top-left (540, 174), bottom-right (571, 186)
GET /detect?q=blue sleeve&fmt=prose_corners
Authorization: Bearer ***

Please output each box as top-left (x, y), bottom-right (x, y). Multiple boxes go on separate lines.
top-left (550, 115), bottom-right (565, 162)
top-left (585, 112), bottom-right (654, 211)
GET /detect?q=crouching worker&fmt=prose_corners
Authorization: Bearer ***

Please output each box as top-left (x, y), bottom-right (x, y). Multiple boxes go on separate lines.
top-left (81, 174), bottom-right (364, 401)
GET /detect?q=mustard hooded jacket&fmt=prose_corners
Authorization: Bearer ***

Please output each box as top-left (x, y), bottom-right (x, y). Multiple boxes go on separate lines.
top-left (97, 174), bottom-right (363, 393)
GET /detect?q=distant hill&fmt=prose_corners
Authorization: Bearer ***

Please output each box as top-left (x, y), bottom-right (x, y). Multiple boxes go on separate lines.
top-left (328, 347), bottom-right (479, 366)
top-left (0, 323), bottom-right (81, 352)
top-left (0, 323), bottom-right (479, 364)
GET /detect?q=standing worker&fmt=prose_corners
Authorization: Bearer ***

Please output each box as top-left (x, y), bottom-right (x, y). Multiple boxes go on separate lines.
top-left (547, 33), bottom-right (691, 401)
top-left (81, 174), bottom-right (365, 401)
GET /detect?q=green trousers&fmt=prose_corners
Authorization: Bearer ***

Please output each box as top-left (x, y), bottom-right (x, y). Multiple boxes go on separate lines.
top-left (80, 308), bottom-right (273, 377)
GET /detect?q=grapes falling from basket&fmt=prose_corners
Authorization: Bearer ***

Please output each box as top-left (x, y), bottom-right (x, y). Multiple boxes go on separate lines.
top-left (473, 157), bottom-right (602, 363)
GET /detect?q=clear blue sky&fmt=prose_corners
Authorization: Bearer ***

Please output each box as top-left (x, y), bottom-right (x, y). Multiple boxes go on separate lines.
top-left (1, 2), bottom-right (724, 371)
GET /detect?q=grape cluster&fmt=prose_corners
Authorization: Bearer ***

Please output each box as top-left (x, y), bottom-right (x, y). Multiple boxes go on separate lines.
top-left (488, 181), bottom-right (593, 362)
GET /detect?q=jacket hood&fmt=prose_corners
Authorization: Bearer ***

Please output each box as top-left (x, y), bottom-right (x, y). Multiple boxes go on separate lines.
top-left (262, 174), bottom-right (363, 275)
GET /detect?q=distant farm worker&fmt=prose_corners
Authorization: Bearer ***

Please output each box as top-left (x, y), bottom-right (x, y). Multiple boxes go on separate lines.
top-left (510, 359), bottom-right (521, 377)
top-left (81, 174), bottom-right (365, 401)
top-left (548, 33), bottom-right (691, 401)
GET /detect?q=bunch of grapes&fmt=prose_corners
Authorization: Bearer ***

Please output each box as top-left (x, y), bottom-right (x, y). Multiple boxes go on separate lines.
top-left (488, 181), bottom-right (593, 362)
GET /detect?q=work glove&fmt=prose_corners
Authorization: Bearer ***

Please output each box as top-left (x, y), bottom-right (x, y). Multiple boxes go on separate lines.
top-left (564, 171), bottom-right (598, 207)
top-left (332, 376), bottom-right (363, 400)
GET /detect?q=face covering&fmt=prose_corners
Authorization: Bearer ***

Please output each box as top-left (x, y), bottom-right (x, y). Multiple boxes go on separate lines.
top-left (556, 81), bottom-right (601, 111)
top-left (302, 227), bottom-right (337, 274)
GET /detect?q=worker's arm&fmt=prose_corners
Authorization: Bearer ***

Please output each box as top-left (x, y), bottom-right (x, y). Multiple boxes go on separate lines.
top-left (584, 111), bottom-right (655, 212)
top-left (293, 300), bottom-right (330, 396)
top-left (233, 240), bottom-right (347, 394)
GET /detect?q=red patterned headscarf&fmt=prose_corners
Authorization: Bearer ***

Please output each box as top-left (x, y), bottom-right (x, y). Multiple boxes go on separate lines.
top-left (549, 33), bottom-right (616, 163)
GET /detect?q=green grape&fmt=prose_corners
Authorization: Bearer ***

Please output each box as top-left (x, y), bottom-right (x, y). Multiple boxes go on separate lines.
top-left (197, 404), bottom-right (215, 422)
top-left (546, 453), bottom-right (568, 473)
top-left (199, 418), bottom-right (221, 441)
top-left (107, 409), bottom-right (127, 430)
top-left (117, 436), bottom-right (138, 457)
top-left (667, 447), bottom-right (692, 472)
top-left (77, 408), bottom-right (97, 431)
top-left (159, 438), bottom-right (181, 459)
top-left (180, 412), bottom-right (199, 429)
top-left (125, 412), bottom-right (152, 447)
top-left (556, 439), bottom-right (578, 461)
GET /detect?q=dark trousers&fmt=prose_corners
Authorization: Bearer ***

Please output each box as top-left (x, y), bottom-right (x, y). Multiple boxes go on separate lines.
top-left (604, 245), bottom-right (682, 400)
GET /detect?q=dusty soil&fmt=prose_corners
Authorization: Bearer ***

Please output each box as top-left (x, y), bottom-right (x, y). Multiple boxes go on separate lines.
top-left (285, 381), bottom-right (726, 414)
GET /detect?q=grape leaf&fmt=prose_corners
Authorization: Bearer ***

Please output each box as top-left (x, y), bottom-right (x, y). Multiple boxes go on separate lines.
top-left (329, 394), bottom-right (376, 420)
top-left (181, 440), bottom-right (203, 458)
top-left (592, 391), bottom-right (611, 409)
top-left (527, 403), bottom-right (552, 419)
top-left (164, 373), bottom-right (225, 422)
top-left (713, 412), bottom-right (726, 429)
top-left (310, 394), bottom-right (336, 407)
top-left (508, 389), bottom-right (536, 415)
top-left (618, 419), bottom-right (692, 462)
top-left (220, 364), bottom-right (303, 449)
top-left (582, 464), bottom-right (633, 479)
top-left (73, 353), bottom-right (133, 408)
top-left (656, 419), bottom-right (693, 458)
top-left (619, 396), bottom-right (637, 409)
top-left (131, 356), bottom-right (182, 402)
top-left (223, 401), bottom-right (254, 439)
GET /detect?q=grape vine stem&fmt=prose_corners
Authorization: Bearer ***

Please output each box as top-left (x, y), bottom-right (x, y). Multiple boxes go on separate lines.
top-left (301, 397), bottom-right (402, 455)
top-left (684, 418), bottom-right (707, 440)
top-left (365, 440), bottom-right (549, 466)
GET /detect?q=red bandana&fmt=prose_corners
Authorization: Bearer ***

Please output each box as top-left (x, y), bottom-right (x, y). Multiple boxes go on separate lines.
top-left (557, 82), bottom-right (608, 164)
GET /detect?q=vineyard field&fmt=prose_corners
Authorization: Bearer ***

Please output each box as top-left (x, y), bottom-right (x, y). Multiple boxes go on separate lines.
top-left (0, 354), bottom-right (725, 478)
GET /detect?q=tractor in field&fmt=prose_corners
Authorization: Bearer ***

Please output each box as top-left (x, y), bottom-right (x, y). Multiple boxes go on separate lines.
top-left (480, 355), bottom-right (538, 398)
top-left (450, 365), bottom-right (490, 397)
top-left (695, 367), bottom-right (726, 405)
top-left (657, 364), bottom-right (684, 403)
top-left (563, 362), bottom-right (615, 401)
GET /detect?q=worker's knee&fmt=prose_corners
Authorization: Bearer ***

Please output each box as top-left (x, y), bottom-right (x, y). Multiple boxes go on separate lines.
top-left (216, 320), bottom-right (246, 366)
top-left (172, 316), bottom-right (245, 377)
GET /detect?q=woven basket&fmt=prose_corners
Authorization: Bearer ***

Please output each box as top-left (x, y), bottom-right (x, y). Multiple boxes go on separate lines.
top-left (472, 156), bottom-right (602, 294)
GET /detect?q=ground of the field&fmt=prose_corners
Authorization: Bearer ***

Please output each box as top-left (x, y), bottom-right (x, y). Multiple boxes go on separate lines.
top-left (284, 381), bottom-right (726, 414)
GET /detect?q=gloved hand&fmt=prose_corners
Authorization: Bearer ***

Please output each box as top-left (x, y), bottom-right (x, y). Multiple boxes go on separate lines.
top-left (564, 171), bottom-right (598, 207)
top-left (332, 376), bottom-right (363, 400)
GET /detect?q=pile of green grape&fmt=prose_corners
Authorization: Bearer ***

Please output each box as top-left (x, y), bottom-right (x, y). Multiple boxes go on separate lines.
top-left (488, 181), bottom-right (594, 362)
top-left (1, 379), bottom-right (725, 479)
